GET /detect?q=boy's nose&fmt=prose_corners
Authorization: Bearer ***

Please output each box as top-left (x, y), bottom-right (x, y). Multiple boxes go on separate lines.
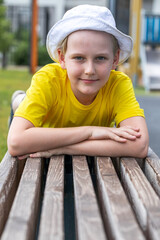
top-left (84, 61), bottom-right (96, 75)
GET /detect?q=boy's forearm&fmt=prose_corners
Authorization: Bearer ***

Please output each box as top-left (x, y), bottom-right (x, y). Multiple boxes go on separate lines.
top-left (8, 116), bottom-right (148, 158)
top-left (8, 123), bottom-right (92, 156)
top-left (8, 117), bottom-right (140, 157)
top-left (63, 138), bottom-right (148, 158)
top-left (30, 137), bottom-right (148, 159)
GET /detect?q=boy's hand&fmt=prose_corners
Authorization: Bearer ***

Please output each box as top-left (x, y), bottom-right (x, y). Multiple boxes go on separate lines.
top-left (90, 126), bottom-right (141, 142)
top-left (29, 149), bottom-right (62, 158)
top-left (17, 154), bottom-right (30, 160)
top-left (17, 149), bottom-right (61, 159)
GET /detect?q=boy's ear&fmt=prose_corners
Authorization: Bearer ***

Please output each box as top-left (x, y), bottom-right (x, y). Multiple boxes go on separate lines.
top-left (57, 49), bottom-right (66, 69)
top-left (112, 49), bottom-right (120, 70)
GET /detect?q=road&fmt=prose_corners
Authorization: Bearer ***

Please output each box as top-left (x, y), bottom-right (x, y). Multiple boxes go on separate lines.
top-left (137, 95), bottom-right (160, 157)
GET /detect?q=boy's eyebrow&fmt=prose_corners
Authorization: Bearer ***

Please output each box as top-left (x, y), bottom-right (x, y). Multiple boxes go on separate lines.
top-left (69, 52), bottom-right (111, 56)
top-left (95, 52), bottom-right (110, 56)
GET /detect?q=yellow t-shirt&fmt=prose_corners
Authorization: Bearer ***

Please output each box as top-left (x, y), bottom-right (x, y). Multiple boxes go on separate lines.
top-left (15, 63), bottom-right (144, 128)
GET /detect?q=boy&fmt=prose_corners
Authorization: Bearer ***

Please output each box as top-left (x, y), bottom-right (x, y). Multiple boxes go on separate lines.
top-left (8, 5), bottom-right (149, 159)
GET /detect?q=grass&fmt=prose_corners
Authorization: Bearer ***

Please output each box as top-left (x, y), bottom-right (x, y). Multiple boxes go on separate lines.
top-left (134, 86), bottom-right (160, 96)
top-left (0, 68), bottom-right (32, 161)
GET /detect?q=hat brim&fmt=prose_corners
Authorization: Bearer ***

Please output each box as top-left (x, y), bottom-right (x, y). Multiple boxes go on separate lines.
top-left (46, 16), bottom-right (133, 65)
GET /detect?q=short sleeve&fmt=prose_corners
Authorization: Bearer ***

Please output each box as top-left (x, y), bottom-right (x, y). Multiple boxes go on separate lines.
top-left (113, 73), bottom-right (144, 127)
top-left (14, 65), bottom-right (58, 127)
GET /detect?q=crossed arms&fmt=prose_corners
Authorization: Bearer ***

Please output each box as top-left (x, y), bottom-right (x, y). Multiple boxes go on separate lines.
top-left (7, 116), bottom-right (149, 159)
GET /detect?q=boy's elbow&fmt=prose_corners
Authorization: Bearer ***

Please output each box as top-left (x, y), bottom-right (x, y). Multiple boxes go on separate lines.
top-left (7, 134), bottom-right (22, 157)
top-left (137, 144), bottom-right (148, 158)
top-left (135, 137), bottom-right (149, 158)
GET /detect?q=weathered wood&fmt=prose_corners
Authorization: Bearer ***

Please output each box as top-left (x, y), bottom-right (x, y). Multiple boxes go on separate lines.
top-left (0, 152), bottom-right (18, 237)
top-left (95, 156), bottom-right (145, 240)
top-left (72, 156), bottom-right (107, 240)
top-left (1, 148), bottom-right (160, 240)
top-left (144, 148), bottom-right (160, 197)
top-left (135, 158), bottom-right (144, 169)
top-left (1, 157), bottom-right (42, 240)
top-left (147, 208), bottom-right (160, 240)
top-left (120, 157), bottom-right (160, 239)
top-left (38, 155), bottom-right (64, 240)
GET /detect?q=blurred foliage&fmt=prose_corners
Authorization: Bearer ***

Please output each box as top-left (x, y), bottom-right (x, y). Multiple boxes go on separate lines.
top-left (1, 0), bottom-right (51, 67)
top-left (38, 45), bottom-right (52, 66)
top-left (11, 29), bottom-right (30, 65)
top-left (12, 41), bottom-right (29, 65)
top-left (0, 0), bottom-right (14, 68)
top-left (11, 28), bottom-right (51, 66)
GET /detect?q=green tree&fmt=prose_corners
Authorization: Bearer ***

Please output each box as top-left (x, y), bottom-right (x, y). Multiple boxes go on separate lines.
top-left (0, 0), bottom-right (14, 68)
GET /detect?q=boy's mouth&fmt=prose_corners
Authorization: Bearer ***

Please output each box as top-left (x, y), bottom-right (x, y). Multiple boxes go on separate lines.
top-left (80, 78), bottom-right (98, 83)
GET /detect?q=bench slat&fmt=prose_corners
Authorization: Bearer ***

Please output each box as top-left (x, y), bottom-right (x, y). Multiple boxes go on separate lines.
top-left (0, 152), bottom-right (18, 236)
top-left (38, 155), bottom-right (64, 240)
top-left (1, 157), bottom-right (42, 240)
top-left (95, 156), bottom-right (145, 240)
top-left (72, 156), bottom-right (107, 240)
top-left (144, 148), bottom-right (160, 197)
top-left (120, 157), bottom-right (160, 239)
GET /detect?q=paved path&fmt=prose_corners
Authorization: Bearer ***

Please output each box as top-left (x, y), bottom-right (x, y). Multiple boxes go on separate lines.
top-left (137, 95), bottom-right (160, 157)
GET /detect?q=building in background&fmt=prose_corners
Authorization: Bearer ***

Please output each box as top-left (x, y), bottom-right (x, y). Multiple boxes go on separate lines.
top-left (141, 0), bottom-right (160, 91)
top-left (109, 0), bottom-right (160, 90)
top-left (4, 0), bottom-right (108, 45)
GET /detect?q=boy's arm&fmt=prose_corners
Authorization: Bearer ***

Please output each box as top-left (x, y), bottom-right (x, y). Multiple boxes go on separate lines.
top-left (23, 116), bottom-right (149, 159)
top-left (64, 116), bottom-right (148, 158)
top-left (7, 116), bottom-right (92, 156)
top-left (7, 116), bottom-right (144, 157)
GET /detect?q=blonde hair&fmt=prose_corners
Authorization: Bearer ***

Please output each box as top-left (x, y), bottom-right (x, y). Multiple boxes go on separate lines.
top-left (57, 37), bottom-right (68, 55)
top-left (110, 35), bottom-right (120, 55)
top-left (57, 32), bottom-right (119, 56)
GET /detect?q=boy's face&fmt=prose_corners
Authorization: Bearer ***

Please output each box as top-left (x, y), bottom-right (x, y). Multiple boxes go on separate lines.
top-left (58, 30), bottom-right (119, 105)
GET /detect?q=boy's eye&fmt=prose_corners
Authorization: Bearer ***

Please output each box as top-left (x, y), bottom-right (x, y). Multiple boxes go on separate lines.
top-left (74, 56), bottom-right (84, 61)
top-left (96, 56), bottom-right (106, 61)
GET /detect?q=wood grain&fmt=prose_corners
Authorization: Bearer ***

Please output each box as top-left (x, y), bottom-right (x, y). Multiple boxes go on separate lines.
top-left (1, 157), bottom-right (42, 240)
top-left (120, 157), bottom-right (160, 238)
top-left (72, 156), bottom-right (107, 240)
top-left (95, 156), bottom-right (145, 240)
top-left (0, 152), bottom-right (18, 237)
top-left (144, 147), bottom-right (160, 197)
top-left (38, 155), bottom-right (64, 240)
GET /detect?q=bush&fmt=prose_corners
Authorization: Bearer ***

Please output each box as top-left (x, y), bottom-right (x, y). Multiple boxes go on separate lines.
top-left (38, 45), bottom-right (52, 66)
top-left (12, 41), bottom-right (29, 65)
top-left (12, 43), bottom-right (52, 66)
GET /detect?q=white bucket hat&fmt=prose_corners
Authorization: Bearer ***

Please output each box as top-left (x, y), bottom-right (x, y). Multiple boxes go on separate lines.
top-left (46, 4), bottom-right (133, 65)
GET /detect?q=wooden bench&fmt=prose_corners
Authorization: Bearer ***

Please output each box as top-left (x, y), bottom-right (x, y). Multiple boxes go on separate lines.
top-left (0, 148), bottom-right (160, 240)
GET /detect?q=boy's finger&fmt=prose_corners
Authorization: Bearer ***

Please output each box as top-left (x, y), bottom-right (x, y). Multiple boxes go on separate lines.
top-left (17, 154), bottom-right (29, 160)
